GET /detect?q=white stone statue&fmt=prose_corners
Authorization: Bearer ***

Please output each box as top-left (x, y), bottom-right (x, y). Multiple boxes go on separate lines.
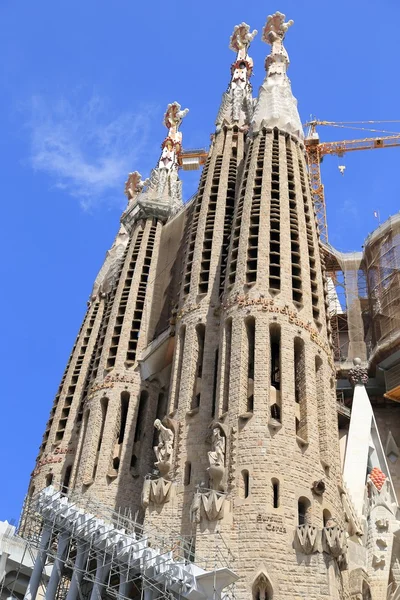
top-left (207, 427), bottom-right (226, 491)
top-left (124, 171), bottom-right (148, 201)
top-left (153, 419), bottom-right (174, 477)
top-left (208, 428), bottom-right (225, 467)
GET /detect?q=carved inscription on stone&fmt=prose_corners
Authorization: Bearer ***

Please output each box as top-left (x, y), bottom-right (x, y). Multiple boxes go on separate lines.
top-left (256, 513), bottom-right (287, 533)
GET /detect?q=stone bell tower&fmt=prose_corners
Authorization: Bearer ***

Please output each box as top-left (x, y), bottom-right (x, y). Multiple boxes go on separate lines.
top-left (142, 14), bottom-right (350, 600)
top-left (27, 101), bottom-right (189, 512)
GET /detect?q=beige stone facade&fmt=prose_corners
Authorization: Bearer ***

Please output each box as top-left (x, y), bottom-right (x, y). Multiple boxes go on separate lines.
top-left (24, 14), bottom-right (400, 600)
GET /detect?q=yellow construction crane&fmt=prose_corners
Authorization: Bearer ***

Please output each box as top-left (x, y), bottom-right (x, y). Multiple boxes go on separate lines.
top-left (304, 120), bottom-right (400, 245)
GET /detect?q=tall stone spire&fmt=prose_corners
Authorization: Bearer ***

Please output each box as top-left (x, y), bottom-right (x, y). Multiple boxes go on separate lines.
top-left (122, 102), bottom-right (188, 231)
top-left (252, 12), bottom-right (303, 139)
top-left (215, 23), bottom-right (257, 130)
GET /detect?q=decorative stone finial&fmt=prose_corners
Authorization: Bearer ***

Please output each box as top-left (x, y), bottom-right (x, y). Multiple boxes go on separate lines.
top-left (229, 23), bottom-right (257, 53)
top-left (158, 102), bottom-right (188, 172)
top-left (348, 357), bottom-right (369, 386)
top-left (369, 467), bottom-right (387, 491)
top-left (251, 12), bottom-right (303, 139)
top-left (262, 12), bottom-right (293, 44)
top-left (216, 24), bottom-right (257, 129)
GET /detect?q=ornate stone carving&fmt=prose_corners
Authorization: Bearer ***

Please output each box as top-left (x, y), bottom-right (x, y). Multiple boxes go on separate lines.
top-left (201, 490), bottom-right (226, 521)
top-left (262, 11), bottom-right (293, 44)
top-left (348, 357), bottom-right (369, 386)
top-left (311, 479), bottom-right (325, 496)
top-left (323, 525), bottom-right (347, 559)
top-left (189, 491), bottom-right (201, 524)
top-left (295, 524), bottom-right (320, 554)
top-left (207, 425), bottom-right (226, 491)
top-left (142, 477), bottom-right (173, 507)
top-left (216, 23), bottom-right (256, 129)
top-left (252, 12), bottom-right (303, 139)
top-left (153, 419), bottom-right (174, 478)
top-left (369, 467), bottom-right (387, 491)
top-left (124, 171), bottom-right (148, 201)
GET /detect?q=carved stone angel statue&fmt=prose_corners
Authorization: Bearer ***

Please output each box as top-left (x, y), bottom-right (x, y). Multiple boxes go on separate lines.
top-left (153, 419), bottom-right (174, 477)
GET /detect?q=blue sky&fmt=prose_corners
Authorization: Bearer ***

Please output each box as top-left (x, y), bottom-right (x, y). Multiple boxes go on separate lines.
top-left (0, 0), bottom-right (399, 521)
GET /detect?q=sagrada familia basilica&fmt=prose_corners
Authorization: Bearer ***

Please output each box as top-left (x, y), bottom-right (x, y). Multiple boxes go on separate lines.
top-left (2, 12), bottom-right (400, 600)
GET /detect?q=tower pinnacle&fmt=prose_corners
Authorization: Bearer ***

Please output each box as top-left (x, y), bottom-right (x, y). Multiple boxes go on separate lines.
top-left (216, 23), bottom-right (257, 130)
top-left (121, 101), bottom-right (188, 230)
top-left (252, 12), bottom-right (303, 139)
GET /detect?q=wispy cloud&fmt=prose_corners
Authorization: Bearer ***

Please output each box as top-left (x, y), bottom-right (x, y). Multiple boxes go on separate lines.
top-left (25, 95), bottom-right (155, 210)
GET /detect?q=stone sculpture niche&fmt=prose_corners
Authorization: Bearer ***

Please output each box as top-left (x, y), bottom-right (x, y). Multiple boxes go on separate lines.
top-left (153, 419), bottom-right (174, 478)
top-left (207, 425), bottom-right (226, 491)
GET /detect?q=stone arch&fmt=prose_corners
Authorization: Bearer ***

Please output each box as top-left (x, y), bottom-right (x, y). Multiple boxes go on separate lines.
top-left (349, 568), bottom-right (370, 600)
top-left (252, 571), bottom-right (274, 600)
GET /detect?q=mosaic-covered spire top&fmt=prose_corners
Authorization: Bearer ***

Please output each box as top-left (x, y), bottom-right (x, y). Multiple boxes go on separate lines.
top-left (251, 12), bottom-right (303, 139)
top-left (216, 23), bottom-right (257, 129)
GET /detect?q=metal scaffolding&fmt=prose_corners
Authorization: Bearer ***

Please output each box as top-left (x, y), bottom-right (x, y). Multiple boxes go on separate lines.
top-left (14, 487), bottom-right (237, 600)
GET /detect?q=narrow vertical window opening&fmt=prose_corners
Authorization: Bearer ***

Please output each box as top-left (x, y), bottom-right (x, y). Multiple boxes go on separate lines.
top-left (192, 324), bottom-right (205, 409)
top-left (184, 462), bottom-right (192, 486)
top-left (246, 318), bottom-right (255, 413)
top-left (118, 392), bottom-right (130, 444)
top-left (294, 337), bottom-right (307, 442)
top-left (45, 473), bottom-right (53, 487)
top-left (272, 479), bottom-right (279, 508)
top-left (61, 466), bottom-right (72, 495)
top-left (222, 319), bottom-right (232, 414)
top-left (243, 470), bottom-right (249, 498)
top-left (130, 390), bottom-right (148, 472)
top-left (298, 497), bottom-right (311, 525)
top-left (212, 348), bottom-right (219, 417)
top-left (174, 326), bottom-right (186, 410)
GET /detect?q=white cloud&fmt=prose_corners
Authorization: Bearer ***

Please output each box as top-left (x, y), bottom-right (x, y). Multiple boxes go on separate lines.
top-left (26, 95), bottom-right (155, 210)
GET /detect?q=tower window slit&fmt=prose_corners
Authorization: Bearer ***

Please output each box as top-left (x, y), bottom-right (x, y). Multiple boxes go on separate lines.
top-left (298, 497), bottom-right (311, 525)
top-left (294, 337), bottom-right (307, 441)
top-left (112, 392), bottom-right (130, 472)
top-left (229, 142), bottom-right (253, 287)
top-left (130, 390), bottom-right (148, 471)
top-left (246, 136), bottom-right (265, 285)
top-left (269, 133), bottom-right (281, 292)
top-left (199, 156), bottom-right (222, 294)
top-left (92, 397), bottom-right (109, 480)
top-left (242, 470), bottom-right (250, 499)
top-left (184, 462), bottom-right (192, 486)
top-left (126, 225), bottom-right (157, 365)
top-left (222, 319), bottom-right (232, 414)
top-left (246, 317), bottom-right (255, 413)
top-left (212, 348), bottom-right (219, 417)
top-left (219, 156), bottom-right (237, 294)
top-left (272, 478), bottom-right (279, 508)
top-left (192, 324), bottom-right (205, 409)
top-left (184, 157), bottom-right (211, 295)
top-left (286, 139), bottom-right (302, 304)
top-left (61, 466), bottom-right (72, 496)
top-left (297, 149), bottom-right (321, 324)
top-left (174, 326), bottom-right (186, 410)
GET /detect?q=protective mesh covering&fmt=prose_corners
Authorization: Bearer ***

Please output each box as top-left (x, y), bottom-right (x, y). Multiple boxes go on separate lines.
top-left (325, 247), bottom-right (367, 364)
top-left (325, 213), bottom-right (400, 368)
top-left (364, 213), bottom-right (400, 364)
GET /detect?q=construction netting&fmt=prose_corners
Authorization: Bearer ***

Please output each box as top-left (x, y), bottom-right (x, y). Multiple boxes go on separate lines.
top-left (325, 212), bottom-right (400, 366)
top-left (363, 214), bottom-right (400, 359)
top-left (325, 248), bottom-right (367, 364)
